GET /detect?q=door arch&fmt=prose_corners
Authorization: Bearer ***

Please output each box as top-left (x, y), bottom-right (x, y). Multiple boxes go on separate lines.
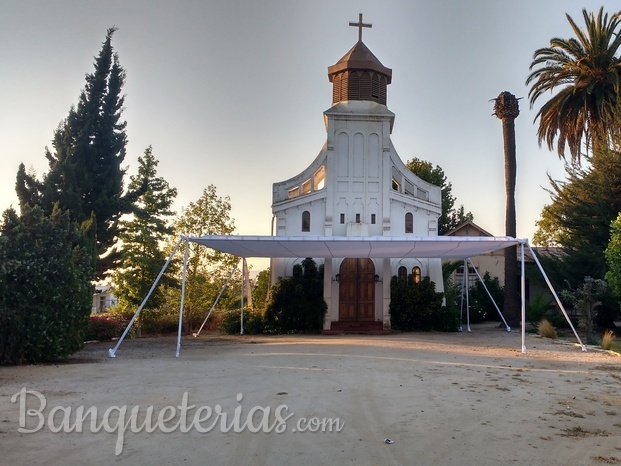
top-left (338, 258), bottom-right (375, 321)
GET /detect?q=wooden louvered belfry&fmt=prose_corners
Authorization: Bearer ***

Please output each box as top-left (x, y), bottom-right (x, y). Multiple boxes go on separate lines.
top-left (327, 13), bottom-right (392, 106)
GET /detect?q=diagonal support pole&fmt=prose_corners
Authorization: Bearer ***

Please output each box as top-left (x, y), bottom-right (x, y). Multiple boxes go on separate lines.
top-left (467, 258), bottom-right (511, 332)
top-left (193, 259), bottom-right (240, 337)
top-left (109, 237), bottom-right (184, 358)
top-left (526, 243), bottom-right (586, 351)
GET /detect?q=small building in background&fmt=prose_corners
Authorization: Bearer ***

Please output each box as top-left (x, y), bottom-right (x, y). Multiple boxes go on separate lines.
top-left (92, 284), bottom-right (118, 314)
top-left (444, 221), bottom-right (504, 289)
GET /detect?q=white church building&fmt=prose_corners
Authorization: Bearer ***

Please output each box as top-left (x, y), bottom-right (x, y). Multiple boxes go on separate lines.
top-left (270, 16), bottom-right (444, 331)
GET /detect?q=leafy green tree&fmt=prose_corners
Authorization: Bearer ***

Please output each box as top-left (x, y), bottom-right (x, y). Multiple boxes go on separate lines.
top-left (560, 277), bottom-right (607, 344)
top-left (533, 147), bottom-right (621, 328)
top-left (171, 185), bottom-right (237, 332)
top-left (16, 28), bottom-right (138, 278)
top-left (468, 272), bottom-right (505, 323)
top-left (0, 205), bottom-right (94, 363)
top-left (493, 91), bottom-right (520, 326)
top-left (112, 146), bottom-right (178, 314)
top-left (252, 268), bottom-right (270, 311)
top-left (406, 158), bottom-right (473, 234)
top-left (534, 149), bottom-right (621, 280)
top-left (605, 213), bottom-right (621, 300)
top-left (526, 8), bottom-right (621, 163)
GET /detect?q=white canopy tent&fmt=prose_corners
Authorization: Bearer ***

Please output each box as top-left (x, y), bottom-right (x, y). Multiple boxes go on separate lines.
top-left (188, 235), bottom-right (522, 259)
top-left (108, 235), bottom-right (586, 358)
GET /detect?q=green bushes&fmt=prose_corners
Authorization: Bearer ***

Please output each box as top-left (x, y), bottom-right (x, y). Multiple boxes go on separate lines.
top-left (467, 272), bottom-right (504, 323)
top-left (218, 259), bottom-right (328, 335)
top-left (526, 294), bottom-right (553, 326)
top-left (263, 259), bottom-right (327, 334)
top-left (138, 312), bottom-right (180, 335)
top-left (220, 309), bottom-right (264, 335)
top-left (390, 276), bottom-right (458, 331)
top-left (0, 206), bottom-right (94, 364)
top-left (85, 314), bottom-right (125, 342)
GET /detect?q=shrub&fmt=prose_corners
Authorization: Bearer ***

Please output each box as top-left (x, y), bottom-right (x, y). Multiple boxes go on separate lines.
top-left (601, 330), bottom-right (616, 350)
top-left (389, 276), bottom-right (445, 331)
top-left (526, 294), bottom-right (553, 327)
top-left (263, 258), bottom-right (327, 334)
top-left (85, 314), bottom-right (124, 342)
top-left (140, 312), bottom-right (180, 335)
top-left (537, 318), bottom-right (557, 339)
top-left (0, 206), bottom-right (94, 364)
top-left (194, 309), bottom-right (223, 332)
top-left (560, 277), bottom-right (607, 343)
top-left (546, 311), bottom-right (579, 329)
top-left (220, 308), bottom-right (264, 335)
top-left (468, 272), bottom-right (504, 322)
top-left (431, 306), bottom-right (461, 332)
top-left (107, 306), bottom-right (138, 338)
top-left (436, 276), bottom-right (461, 332)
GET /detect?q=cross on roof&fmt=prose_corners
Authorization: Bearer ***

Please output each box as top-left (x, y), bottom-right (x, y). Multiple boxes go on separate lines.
top-left (349, 13), bottom-right (372, 42)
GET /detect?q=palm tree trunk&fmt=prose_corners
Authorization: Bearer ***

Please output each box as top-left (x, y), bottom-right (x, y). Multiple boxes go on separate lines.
top-left (502, 117), bottom-right (519, 325)
top-left (494, 92), bottom-right (520, 326)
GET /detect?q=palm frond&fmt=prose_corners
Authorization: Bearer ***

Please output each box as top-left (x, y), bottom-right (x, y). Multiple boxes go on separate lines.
top-left (525, 7), bottom-right (621, 163)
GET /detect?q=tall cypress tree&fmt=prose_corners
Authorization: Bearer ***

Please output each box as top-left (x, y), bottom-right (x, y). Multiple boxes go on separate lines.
top-left (16, 27), bottom-right (135, 278)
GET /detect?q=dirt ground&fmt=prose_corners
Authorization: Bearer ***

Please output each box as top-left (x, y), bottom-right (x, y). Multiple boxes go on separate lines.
top-left (1, 323), bottom-right (620, 466)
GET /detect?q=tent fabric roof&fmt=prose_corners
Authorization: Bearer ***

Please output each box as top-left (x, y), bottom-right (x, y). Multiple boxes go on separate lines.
top-left (186, 235), bottom-right (524, 259)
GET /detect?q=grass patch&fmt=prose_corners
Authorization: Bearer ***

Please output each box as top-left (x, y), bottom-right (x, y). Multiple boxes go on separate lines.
top-left (591, 456), bottom-right (621, 464)
top-left (551, 409), bottom-right (585, 418)
top-left (601, 330), bottom-right (617, 350)
top-left (559, 426), bottom-right (610, 438)
top-left (537, 318), bottom-right (557, 339)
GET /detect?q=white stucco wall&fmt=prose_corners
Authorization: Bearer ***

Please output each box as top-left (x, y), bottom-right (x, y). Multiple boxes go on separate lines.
top-left (270, 100), bottom-right (444, 328)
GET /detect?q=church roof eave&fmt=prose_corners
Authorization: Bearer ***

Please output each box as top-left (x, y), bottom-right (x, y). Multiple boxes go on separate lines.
top-left (327, 41), bottom-right (392, 82)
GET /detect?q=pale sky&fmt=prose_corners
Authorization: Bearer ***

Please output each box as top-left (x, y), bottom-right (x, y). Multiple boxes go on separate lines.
top-left (0, 0), bottom-right (603, 271)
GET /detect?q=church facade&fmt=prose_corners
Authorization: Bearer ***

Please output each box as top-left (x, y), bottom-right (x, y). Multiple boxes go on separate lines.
top-left (270, 16), bottom-right (443, 330)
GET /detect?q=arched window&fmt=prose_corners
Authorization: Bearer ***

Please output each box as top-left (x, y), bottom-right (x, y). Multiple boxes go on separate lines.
top-left (302, 211), bottom-right (310, 232)
top-left (405, 212), bottom-right (413, 233)
top-left (412, 266), bottom-right (421, 284)
top-left (398, 266), bottom-right (407, 281)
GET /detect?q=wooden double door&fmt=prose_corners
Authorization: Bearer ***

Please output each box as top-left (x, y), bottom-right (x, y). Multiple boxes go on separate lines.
top-left (338, 258), bottom-right (376, 321)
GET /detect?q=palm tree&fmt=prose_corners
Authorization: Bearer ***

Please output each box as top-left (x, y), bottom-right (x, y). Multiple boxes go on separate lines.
top-left (526, 7), bottom-right (621, 164)
top-left (493, 91), bottom-right (520, 325)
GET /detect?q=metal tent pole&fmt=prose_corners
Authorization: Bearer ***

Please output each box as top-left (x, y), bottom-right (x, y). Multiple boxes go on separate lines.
top-left (193, 260), bottom-right (240, 337)
top-left (109, 237), bottom-right (183, 358)
top-left (176, 239), bottom-right (190, 357)
top-left (240, 258), bottom-right (245, 335)
top-left (467, 258), bottom-right (510, 332)
top-left (465, 258), bottom-right (471, 332)
top-left (459, 259), bottom-right (466, 332)
top-left (526, 243), bottom-right (586, 351)
top-left (521, 242), bottom-right (526, 353)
